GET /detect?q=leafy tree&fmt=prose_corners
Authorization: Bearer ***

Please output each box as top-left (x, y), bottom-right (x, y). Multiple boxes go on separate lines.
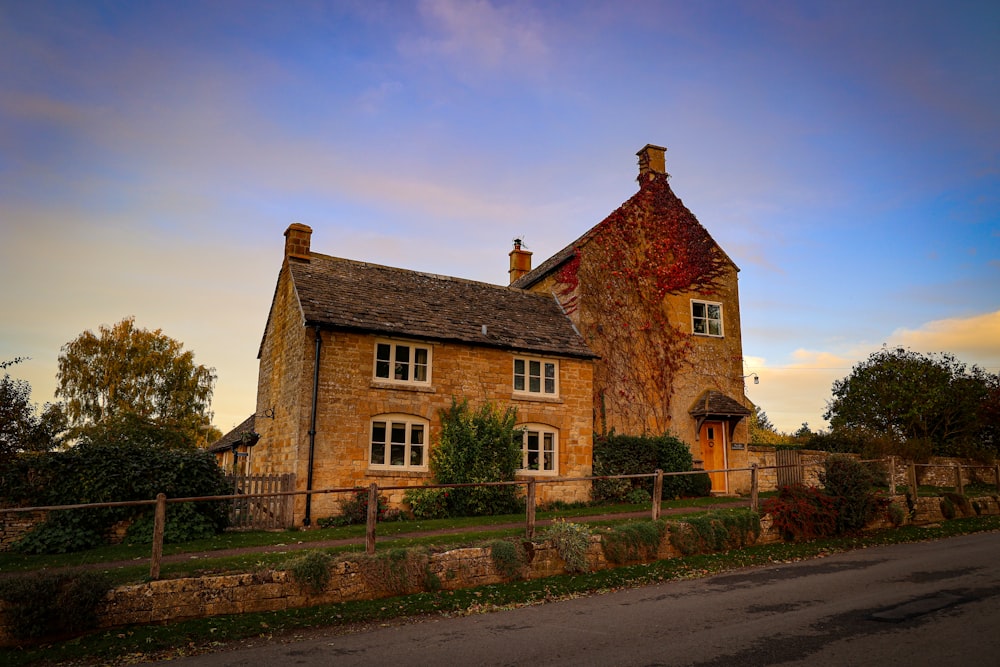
top-left (429, 398), bottom-right (523, 516)
top-left (748, 405), bottom-right (792, 445)
top-left (1, 358), bottom-right (66, 463)
top-left (824, 347), bottom-right (998, 458)
top-left (56, 317), bottom-right (216, 446)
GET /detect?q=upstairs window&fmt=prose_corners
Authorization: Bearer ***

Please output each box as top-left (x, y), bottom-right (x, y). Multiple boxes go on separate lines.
top-left (369, 415), bottom-right (428, 470)
top-left (513, 357), bottom-right (558, 397)
top-left (517, 424), bottom-right (558, 475)
top-left (691, 300), bottom-right (723, 337)
top-left (374, 341), bottom-right (431, 385)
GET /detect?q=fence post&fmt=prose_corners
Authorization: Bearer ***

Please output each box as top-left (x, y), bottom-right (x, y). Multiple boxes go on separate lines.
top-left (908, 462), bottom-right (917, 496)
top-left (652, 469), bottom-right (663, 521)
top-left (525, 480), bottom-right (536, 540)
top-left (366, 483), bottom-right (378, 554)
top-left (888, 456), bottom-right (896, 495)
top-left (995, 464), bottom-right (1000, 493)
top-left (955, 464), bottom-right (964, 495)
top-left (150, 493), bottom-right (166, 580)
top-left (750, 464), bottom-right (759, 513)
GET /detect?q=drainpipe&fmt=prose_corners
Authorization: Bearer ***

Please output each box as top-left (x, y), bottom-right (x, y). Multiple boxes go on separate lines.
top-left (303, 325), bottom-right (321, 526)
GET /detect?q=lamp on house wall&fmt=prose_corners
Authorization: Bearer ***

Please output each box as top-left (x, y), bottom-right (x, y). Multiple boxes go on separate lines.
top-left (742, 373), bottom-right (759, 385)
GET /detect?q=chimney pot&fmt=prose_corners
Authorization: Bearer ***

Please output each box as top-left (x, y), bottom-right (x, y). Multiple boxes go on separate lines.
top-left (636, 144), bottom-right (668, 180)
top-left (284, 223), bottom-right (312, 262)
top-left (508, 239), bottom-right (533, 285)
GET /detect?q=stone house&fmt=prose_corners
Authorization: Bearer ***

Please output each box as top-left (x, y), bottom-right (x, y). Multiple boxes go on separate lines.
top-left (247, 224), bottom-right (596, 525)
top-left (511, 145), bottom-right (751, 494)
top-left (231, 144), bottom-right (751, 524)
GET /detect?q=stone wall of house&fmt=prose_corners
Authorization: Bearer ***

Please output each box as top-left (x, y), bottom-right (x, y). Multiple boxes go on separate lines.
top-left (529, 259), bottom-right (750, 494)
top-left (253, 262), bottom-right (311, 523)
top-left (252, 279), bottom-right (595, 525)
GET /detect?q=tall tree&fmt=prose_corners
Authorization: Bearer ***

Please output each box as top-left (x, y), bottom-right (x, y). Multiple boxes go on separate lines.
top-left (0, 358), bottom-right (66, 462)
top-left (824, 347), bottom-right (997, 457)
top-left (56, 318), bottom-right (216, 444)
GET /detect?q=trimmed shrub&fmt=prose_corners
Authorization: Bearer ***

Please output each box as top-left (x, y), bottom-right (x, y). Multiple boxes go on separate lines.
top-left (821, 454), bottom-right (891, 534)
top-left (668, 510), bottom-right (760, 555)
top-left (601, 520), bottom-right (667, 564)
top-left (285, 550), bottom-right (334, 593)
top-left (489, 539), bottom-right (527, 580)
top-left (429, 399), bottom-right (523, 517)
top-left (592, 432), bottom-right (705, 503)
top-left (540, 520), bottom-right (592, 573)
top-left (403, 487), bottom-right (451, 520)
top-left (9, 441), bottom-right (230, 554)
top-left (762, 484), bottom-right (838, 541)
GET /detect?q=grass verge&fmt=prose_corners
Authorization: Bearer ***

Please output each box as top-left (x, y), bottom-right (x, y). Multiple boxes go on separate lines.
top-left (3, 514), bottom-right (998, 667)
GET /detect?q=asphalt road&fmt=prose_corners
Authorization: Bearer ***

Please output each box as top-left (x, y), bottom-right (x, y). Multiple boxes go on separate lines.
top-left (154, 531), bottom-right (1000, 666)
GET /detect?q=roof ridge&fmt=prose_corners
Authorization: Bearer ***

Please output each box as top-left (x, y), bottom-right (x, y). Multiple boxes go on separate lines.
top-left (307, 251), bottom-right (548, 297)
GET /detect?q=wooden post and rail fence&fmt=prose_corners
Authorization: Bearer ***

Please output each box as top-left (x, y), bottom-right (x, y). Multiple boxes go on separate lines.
top-left (4, 458), bottom-right (1000, 580)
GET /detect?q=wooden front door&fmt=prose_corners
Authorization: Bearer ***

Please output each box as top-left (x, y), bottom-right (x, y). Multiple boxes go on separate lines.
top-left (698, 421), bottom-right (728, 493)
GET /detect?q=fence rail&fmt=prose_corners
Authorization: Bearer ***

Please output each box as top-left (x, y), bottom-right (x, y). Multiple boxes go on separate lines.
top-left (4, 457), bottom-right (1000, 579)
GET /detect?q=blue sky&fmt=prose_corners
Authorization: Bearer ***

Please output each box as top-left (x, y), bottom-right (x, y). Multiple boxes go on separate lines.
top-left (2, 0), bottom-right (998, 434)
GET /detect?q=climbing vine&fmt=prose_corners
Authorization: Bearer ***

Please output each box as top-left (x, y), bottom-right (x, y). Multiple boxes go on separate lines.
top-left (552, 173), bottom-right (730, 434)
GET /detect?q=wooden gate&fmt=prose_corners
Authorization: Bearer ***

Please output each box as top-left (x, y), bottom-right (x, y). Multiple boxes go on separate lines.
top-left (225, 473), bottom-right (295, 530)
top-left (775, 449), bottom-right (803, 488)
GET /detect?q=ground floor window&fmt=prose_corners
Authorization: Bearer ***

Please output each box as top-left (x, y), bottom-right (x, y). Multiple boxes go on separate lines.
top-left (369, 415), bottom-right (428, 470)
top-left (517, 424), bottom-right (558, 475)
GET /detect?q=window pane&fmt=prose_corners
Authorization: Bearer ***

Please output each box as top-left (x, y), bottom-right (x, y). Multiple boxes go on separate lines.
top-left (693, 318), bottom-right (706, 334)
top-left (410, 444), bottom-right (423, 466)
top-left (543, 433), bottom-right (554, 471)
top-left (544, 363), bottom-right (555, 394)
top-left (394, 345), bottom-right (410, 380)
top-left (708, 320), bottom-right (722, 336)
top-left (371, 421), bottom-right (386, 465)
top-left (390, 422), bottom-right (407, 466)
top-left (514, 359), bottom-right (525, 391)
top-left (529, 360), bottom-right (541, 393)
top-left (375, 344), bottom-right (391, 378)
top-left (413, 347), bottom-right (428, 382)
top-left (693, 302), bottom-right (705, 318)
top-left (707, 304), bottom-right (721, 320)
top-left (410, 425), bottom-right (424, 466)
top-left (390, 444), bottom-right (405, 466)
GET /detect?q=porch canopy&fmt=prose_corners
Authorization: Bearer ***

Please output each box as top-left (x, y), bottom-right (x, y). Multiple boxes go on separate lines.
top-left (688, 390), bottom-right (751, 444)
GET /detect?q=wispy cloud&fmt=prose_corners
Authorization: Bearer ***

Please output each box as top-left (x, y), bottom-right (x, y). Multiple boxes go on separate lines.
top-left (401, 0), bottom-right (549, 81)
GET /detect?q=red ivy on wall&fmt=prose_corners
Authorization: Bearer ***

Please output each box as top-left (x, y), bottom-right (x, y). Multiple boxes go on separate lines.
top-left (553, 173), bottom-right (729, 434)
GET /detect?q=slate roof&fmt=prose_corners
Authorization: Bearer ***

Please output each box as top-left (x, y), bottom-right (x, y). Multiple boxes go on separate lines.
top-left (208, 415), bottom-right (256, 453)
top-left (688, 390), bottom-right (752, 418)
top-left (287, 253), bottom-right (594, 359)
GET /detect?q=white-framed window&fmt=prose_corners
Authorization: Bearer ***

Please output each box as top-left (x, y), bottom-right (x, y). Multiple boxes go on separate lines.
top-left (691, 300), bottom-right (724, 337)
top-left (369, 415), bottom-right (428, 470)
top-left (513, 357), bottom-right (558, 397)
top-left (374, 340), bottom-right (431, 385)
top-left (517, 424), bottom-right (558, 475)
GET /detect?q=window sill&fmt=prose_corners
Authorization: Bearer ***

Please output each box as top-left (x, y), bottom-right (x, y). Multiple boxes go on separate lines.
top-left (511, 393), bottom-right (563, 404)
top-left (365, 469), bottom-right (431, 478)
top-left (370, 381), bottom-right (435, 393)
top-left (515, 471), bottom-right (559, 478)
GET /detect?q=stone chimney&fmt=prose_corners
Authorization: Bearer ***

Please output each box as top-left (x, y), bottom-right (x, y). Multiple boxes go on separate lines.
top-left (284, 223), bottom-right (312, 262)
top-left (636, 144), bottom-right (668, 181)
top-left (508, 238), bottom-right (532, 284)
